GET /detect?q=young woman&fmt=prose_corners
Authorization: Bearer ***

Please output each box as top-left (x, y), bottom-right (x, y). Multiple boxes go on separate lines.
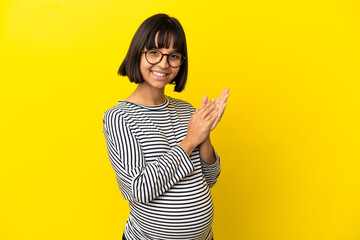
top-left (103, 13), bottom-right (229, 240)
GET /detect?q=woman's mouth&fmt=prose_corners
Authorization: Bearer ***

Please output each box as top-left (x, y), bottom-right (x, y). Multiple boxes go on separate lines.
top-left (151, 70), bottom-right (168, 77)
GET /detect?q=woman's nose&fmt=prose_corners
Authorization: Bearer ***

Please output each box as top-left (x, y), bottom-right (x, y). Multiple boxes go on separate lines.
top-left (157, 55), bottom-right (170, 68)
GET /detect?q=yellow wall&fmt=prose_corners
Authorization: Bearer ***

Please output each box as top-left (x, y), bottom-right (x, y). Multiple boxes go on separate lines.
top-left (1, 0), bottom-right (359, 239)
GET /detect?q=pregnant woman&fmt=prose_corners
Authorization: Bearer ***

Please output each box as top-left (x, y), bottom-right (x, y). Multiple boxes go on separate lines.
top-left (103, 13), bottom-right (229, 240)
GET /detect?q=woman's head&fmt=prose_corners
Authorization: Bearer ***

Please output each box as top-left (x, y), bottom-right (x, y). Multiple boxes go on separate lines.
top-left (118, 14), bottom-right (188, 92)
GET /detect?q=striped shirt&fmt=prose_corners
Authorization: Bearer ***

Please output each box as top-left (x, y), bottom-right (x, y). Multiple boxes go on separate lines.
top-left (103, 96), bottom-right (221, 240)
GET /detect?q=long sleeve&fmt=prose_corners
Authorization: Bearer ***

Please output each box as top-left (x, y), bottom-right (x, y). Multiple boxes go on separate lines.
top-left (200, 150), bottom-right (221, 189)
top-left (103, 108), bottom-right (194, 203)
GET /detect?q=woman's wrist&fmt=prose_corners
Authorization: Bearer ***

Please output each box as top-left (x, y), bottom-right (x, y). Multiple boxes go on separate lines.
top-left (199, 135), bottom-right (211, 147)
top-left (179, 136), bottom-right (197, 156)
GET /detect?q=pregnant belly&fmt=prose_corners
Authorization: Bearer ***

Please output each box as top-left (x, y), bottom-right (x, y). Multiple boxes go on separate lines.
top-left (129, 187), bottom-right (214, 240)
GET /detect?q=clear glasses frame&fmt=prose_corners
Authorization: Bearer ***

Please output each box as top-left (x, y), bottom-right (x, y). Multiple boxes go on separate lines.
top-left (141, 49), bottom-right (186, 68)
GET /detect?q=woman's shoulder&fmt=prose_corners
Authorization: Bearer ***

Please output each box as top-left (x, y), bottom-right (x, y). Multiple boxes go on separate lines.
top-left (103, 102), bottom-right (136, 122)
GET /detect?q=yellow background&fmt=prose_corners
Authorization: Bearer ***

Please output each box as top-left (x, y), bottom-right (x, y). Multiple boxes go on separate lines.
top-left (1, 0), bottom-right (360, 239)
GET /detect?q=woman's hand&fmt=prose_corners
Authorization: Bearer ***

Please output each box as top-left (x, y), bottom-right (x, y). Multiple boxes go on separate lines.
top-left (179, 89), bottom-right (229, 156)
top-left (188, 98), bottom-right (219, 145)
top-left (200, 88), bottom-right (230, 131)
top-left (179, 99), bottom-right (219, 155)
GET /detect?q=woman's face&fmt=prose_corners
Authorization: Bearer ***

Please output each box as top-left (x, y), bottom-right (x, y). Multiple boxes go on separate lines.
top-left (139, 35), bottom-right (180, 90)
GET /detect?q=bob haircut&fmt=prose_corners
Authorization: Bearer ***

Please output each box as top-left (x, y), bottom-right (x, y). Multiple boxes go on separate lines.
top-left (118, 14), bottom-right (188, 92)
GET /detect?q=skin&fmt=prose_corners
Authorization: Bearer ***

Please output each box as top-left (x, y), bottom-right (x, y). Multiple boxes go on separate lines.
top-left (125, 33), bottom-right (230, 164)
top-left (196, 89), bottom-right (229, 164)
top-left (180, 89), bottom-right (229, 164)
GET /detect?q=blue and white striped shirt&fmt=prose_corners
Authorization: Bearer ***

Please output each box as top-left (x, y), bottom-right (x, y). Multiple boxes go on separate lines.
top-left (103, 96), bottom-right (221, 240)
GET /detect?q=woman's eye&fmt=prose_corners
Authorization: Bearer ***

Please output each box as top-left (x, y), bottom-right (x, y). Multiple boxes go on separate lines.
top-left (170, 54), bottom-right (180, 60)
top-left (148, 50), bottom-right (159, 56)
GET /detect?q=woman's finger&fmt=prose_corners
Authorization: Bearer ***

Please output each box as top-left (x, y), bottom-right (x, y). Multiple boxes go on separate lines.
top-left (209, 107), bottom-right (220, 126)
top-left (215, 102), bottom-right (227, 123)
top-left (204, 102), bottom-right (220, 120)
top-left (216, 89), bottom-right (229, 119)
top-left (218, 88), bottom-right (230, 102)
top-left (198, 98), bottom-right (217, 118)
top-left (200, 95), bottom-right (208, 109)
top-left (210, 102), bottom-right (227, 131)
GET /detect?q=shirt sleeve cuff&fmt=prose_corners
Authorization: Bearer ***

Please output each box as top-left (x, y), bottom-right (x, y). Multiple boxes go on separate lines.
top-left (176, 145), bottom-right (195, 174)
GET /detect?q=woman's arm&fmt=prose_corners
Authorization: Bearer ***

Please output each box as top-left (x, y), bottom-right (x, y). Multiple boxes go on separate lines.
top-left (199, 137), bottom-right (221, 189)
top-left (103, 109), bottom-right (194, 204)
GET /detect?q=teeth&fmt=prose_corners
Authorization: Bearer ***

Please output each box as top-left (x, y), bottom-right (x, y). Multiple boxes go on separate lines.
top-left (152, 71), bottom-right (167, 77)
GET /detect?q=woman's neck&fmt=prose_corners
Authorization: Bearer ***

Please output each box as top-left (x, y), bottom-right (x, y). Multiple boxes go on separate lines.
top-left (125, 84), bottom-right (166, 106)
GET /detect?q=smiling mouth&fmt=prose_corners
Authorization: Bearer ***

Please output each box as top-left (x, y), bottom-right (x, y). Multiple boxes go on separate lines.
top-left (151, 70), bottom-right (168, 77)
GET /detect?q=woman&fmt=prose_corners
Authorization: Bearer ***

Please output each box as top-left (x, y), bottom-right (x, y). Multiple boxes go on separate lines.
top-left (103, 13), bottom-right (229, 240)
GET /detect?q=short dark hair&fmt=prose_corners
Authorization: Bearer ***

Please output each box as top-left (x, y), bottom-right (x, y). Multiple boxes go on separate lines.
top-left (118, 14), bottom-right (188, 92)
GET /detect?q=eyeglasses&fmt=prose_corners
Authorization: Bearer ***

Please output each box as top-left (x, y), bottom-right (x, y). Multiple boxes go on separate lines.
top-left (142, 49), bottom-right (185, 68)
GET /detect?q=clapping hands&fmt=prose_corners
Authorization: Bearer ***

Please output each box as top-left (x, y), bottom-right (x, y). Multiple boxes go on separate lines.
top-left (186, 88), bottom-right (230, 147)
top-left (180, 88), bottom-right (230, 155)
top-left (199, 88), bottom-right (230, 131)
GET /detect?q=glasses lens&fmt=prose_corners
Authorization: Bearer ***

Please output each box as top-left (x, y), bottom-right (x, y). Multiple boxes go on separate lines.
top-left (145, 50), bottom-right (162, 64)
top-left (168, 53), bottom-right (182, 67)
top-left (145, 50), bottom-right (183, 67)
